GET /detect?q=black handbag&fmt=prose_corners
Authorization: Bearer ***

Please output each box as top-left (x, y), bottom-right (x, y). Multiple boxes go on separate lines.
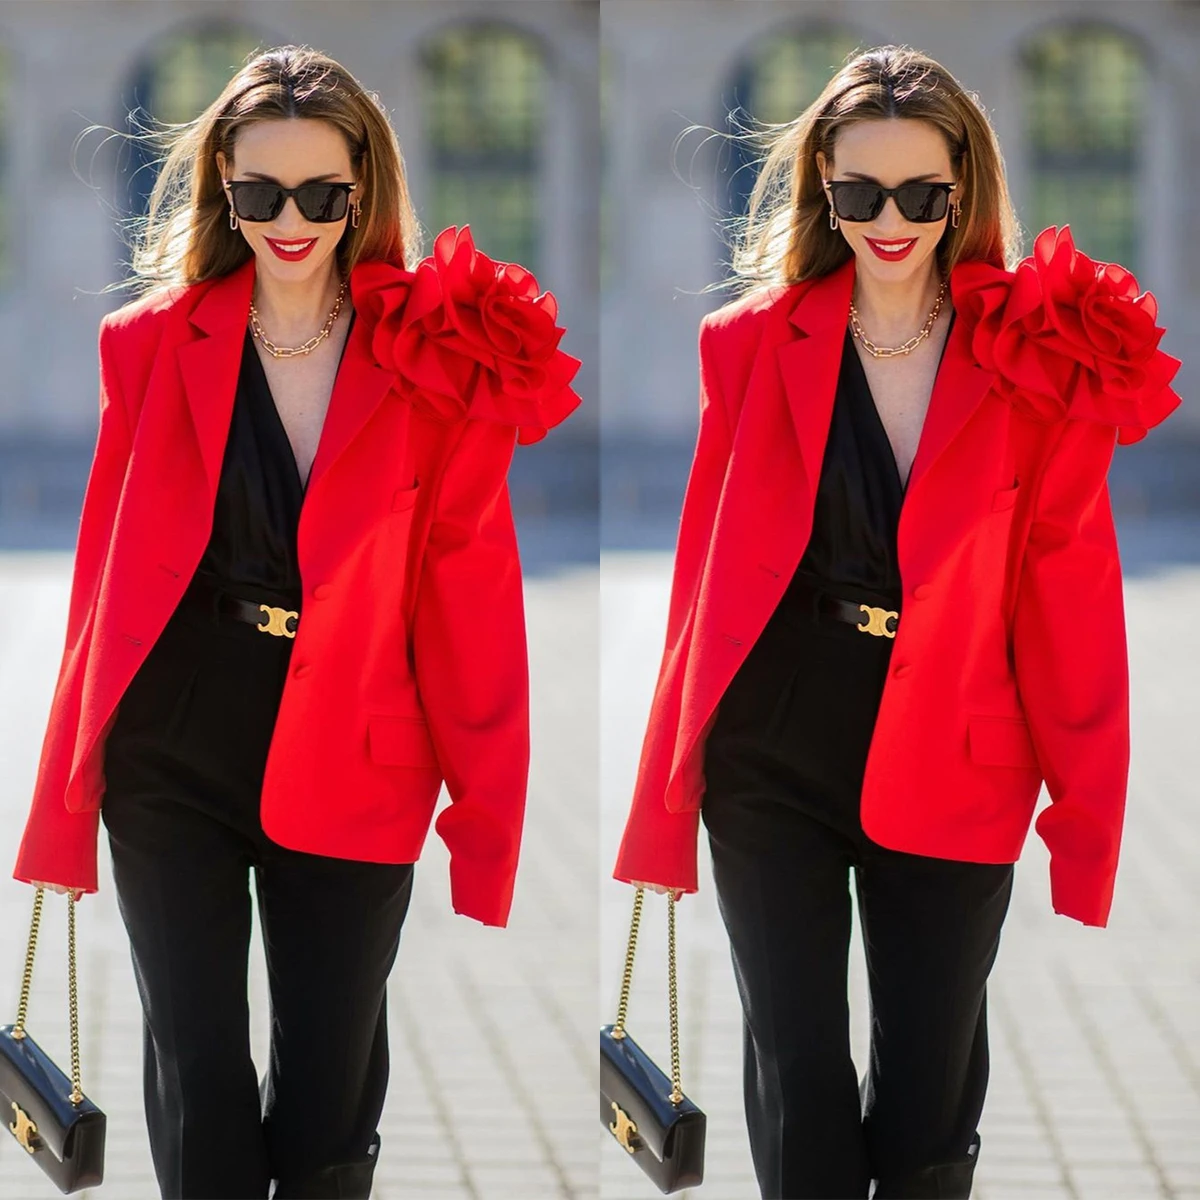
top-left (600, 887), bottom-right (706, 1193)
top-left (0, 887), bottom-right (106, 1192)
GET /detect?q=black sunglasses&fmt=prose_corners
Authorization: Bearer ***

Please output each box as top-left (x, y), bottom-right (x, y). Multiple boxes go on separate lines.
top-left (224, 179), bottom-right (358, 223)
top-left (824, 179), bottom-right (958, 223)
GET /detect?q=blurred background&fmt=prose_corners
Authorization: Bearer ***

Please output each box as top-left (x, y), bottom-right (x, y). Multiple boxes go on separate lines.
top-left (0, 3), bottom-right (598, 1198)
top-left (599, 4), bottom-right (1200, 1200)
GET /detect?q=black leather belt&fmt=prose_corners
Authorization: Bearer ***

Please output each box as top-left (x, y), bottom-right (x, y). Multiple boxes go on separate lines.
top-left (185, 576), bottom-right (301, 638)
top-left (788, 577), bottom-right (900, 639)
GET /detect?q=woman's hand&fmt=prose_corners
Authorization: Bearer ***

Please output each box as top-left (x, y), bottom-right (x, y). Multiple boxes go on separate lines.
top-left (30, 880), bottom-right (83, 900)
top-left (630, 880), bottom-right (683, 900)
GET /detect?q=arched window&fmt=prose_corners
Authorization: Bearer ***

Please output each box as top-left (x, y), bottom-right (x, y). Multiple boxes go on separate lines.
top-left (1020, 24), bottom-right (1146, 272)
top-left (120, 25), bottom-right (263, 222)
top-left (420, 24), bottom-right (547, 270)
top-left (722, 27), bottom-right (862, 220)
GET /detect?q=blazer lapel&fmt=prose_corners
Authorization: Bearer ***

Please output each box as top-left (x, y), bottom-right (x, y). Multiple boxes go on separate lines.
top-left (177, 258), bottom-right (255, 509)
top-left (905, 263), bottom-right (999, 501)
top-left (306, 269), bottom-right (397, 499)
top-left (175, 256), bottom-right (399, 511)
top-left (774, 254), bottom-right (998, 508)
top-left (776, 258), bottom-right (856, 502)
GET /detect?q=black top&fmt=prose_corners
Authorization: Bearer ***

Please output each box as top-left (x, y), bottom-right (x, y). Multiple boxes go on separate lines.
top-left (193, 310), bottom-right (357, 605)
top-left (784, 309), bottom-right (957, 608)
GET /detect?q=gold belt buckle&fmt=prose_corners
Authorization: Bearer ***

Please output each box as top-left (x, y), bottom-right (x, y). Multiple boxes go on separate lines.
top-left (857, 604), bottom-right (898, 638)
top-left (257, 604), bottom-right (298, 638)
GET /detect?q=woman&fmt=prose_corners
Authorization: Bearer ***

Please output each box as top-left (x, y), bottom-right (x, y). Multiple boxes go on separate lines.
top-left (613, 45), bottom-right (1181, 1200)
top-left (12, 45), bottom-right (579, 1199)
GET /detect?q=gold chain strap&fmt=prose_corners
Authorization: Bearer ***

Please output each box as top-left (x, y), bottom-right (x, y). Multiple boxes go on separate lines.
top-left (12, 886), bottom-right (41, 1035)
top-left (12, 887), bottom-right (85, 1105)
top-left (611, 886), bottom-right (642, 1039)
top-left (610, 887), bottom-right (684, 1105)
top-left (666, 892), bottom-right (682, 1105)
top-left (68, 895), bottom-right (82, 1103)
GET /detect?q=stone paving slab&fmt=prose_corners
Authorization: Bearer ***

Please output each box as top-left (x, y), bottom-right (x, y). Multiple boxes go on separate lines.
top-left (0, 551), bottom-right (597, 1200)
top-left (599, 541), bottom-right (1200, 1200)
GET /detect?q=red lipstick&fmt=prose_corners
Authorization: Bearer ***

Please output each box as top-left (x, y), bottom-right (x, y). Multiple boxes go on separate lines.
top-left (265, 237), bottom-right (317, 262)
top-left (866, 237), bottom-right (917, 262)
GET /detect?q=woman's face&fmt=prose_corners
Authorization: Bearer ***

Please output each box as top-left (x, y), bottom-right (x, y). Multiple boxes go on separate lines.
top-left (216, 117), bottom-right (361, 291)
top-left (815, 118), bottom-right (960, 289)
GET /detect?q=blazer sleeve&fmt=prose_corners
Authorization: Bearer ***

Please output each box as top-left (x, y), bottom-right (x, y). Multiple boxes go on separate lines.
top-left (13, 314), bottom-right (132, 894)
top-left (1013, 415), bottom-right (1128, 927)
top-left (413, 416), bottom-right (529, 928)
top-left (612, 314), bottom-right (734, 892)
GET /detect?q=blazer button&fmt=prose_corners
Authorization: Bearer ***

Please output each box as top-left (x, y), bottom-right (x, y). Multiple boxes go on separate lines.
top-left (892, 663), bottom-right (912, 678)
top-left (912, 584), bottom-right (933, 600)
top-left (292, 662), bottom-right (312, 679)
top-left (312, 583), bottom-right (332, 600)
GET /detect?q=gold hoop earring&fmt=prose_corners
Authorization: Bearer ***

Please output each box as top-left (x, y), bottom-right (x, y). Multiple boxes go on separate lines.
top-left (229, 207), bottom-right (238, 231)
top-left (950, 204), bottom-right (960, 229)
top-left (829, 205), bottom-right (839, 231)
top-left (350, 204), bottom-right (360, 229)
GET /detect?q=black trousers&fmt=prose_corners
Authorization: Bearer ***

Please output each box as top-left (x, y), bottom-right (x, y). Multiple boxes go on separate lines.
top-left (702, 590), bottom-right (1014, 1200)
top-left (100, 581), bottom-right (415, 1199)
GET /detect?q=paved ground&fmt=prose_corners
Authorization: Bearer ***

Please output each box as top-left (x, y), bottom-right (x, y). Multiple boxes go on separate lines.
top-left (599, 527), bottom-right (1200, 1200)
top-left (0, 548), bottom-right (598, 1200)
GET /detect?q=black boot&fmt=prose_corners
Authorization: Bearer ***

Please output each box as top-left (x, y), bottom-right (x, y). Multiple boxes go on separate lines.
top-left (270, 1131), bottom-right (382, 1199)
top-left (871, 1132), bottom-right (981, 1199)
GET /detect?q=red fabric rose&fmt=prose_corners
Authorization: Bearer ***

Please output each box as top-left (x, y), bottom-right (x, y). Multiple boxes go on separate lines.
top-left (951, 225), bottom-right (1181, 444)
top-left (351, 226), bottom-right (582, 444)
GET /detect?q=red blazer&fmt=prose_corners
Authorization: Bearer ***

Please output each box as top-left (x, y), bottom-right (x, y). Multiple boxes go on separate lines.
top-left (13, 228), bottom-right (580, 928)
top-left (613, 226), bottom-right (1181, 928)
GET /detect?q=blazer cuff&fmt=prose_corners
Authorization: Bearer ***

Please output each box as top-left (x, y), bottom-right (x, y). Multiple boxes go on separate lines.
top-left (613, 806), bottom-right (701, 894)
top-left (12, 804), bottom-right (101, 895)
top-left (1048, 848), bottom-right (1116, 928)
top-left (447, 848), bottom-right (517, 928)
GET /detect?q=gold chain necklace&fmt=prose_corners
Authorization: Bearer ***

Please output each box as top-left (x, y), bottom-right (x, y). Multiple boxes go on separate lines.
top-left (849, 278), bottom-right (949, 359)
top-left (249, 278), bottom-right (349, 359)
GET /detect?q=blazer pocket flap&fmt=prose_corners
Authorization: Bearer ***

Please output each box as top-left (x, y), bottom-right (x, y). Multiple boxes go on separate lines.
top-left (991, 481), bottom-right (1020, 511)
top-left (968, 715), bottom-right (1039, 769)
top-left (392, 483), bottom-right (419, 512)
top-left (368, 715), bottom-right (439, 768)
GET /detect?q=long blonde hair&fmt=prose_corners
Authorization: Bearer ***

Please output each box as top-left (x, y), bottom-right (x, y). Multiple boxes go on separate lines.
top-left (728, 44), bottom-right (1023, 292)
top-left (115, 44), bottom-right (420, 295)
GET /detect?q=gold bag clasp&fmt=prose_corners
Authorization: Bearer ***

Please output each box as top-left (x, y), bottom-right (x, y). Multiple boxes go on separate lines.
top-left (9, 1101), bottom-right (39, 1153)
top-left (609, 1101), bottom-right (640, 1153)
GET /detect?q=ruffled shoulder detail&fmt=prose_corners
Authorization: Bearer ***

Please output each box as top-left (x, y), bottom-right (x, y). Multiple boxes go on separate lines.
top-left (951, 225), bottom-right (1181, 444)
top-left (351, 226), bottom-right (582, 445)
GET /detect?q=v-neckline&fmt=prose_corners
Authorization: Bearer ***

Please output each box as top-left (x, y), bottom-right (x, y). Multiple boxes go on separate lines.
top-left (847, 307), bottom-right (957, 498)
top-left (246, 308), bottom-right (357, 498)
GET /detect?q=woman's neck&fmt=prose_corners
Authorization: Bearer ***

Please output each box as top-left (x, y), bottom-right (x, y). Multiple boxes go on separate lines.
top-left (251, 261), bottom-right (345, 342)
top-left (851, 262), bottom-right (947, 344)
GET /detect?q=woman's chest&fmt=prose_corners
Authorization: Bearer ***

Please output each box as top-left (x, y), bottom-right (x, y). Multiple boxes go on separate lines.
top-left (255, 358), bottom-right (339, 487)
top-left (853, 333), bottom-right (950, 488)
